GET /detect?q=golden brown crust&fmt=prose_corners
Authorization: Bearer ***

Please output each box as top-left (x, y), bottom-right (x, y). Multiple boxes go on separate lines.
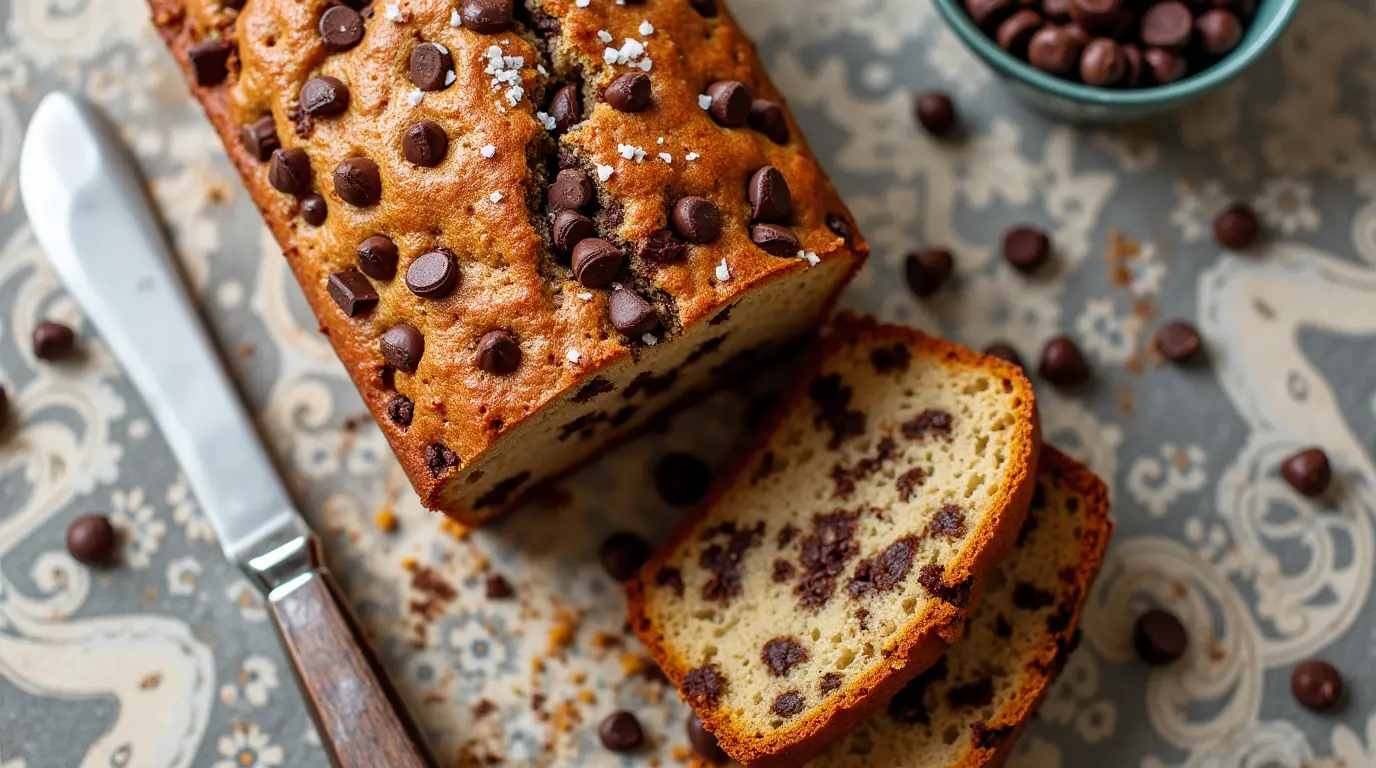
top-left (148, 0), bottom-right (867, 521)
top-left (626, 312), bottom-right (1040, 766)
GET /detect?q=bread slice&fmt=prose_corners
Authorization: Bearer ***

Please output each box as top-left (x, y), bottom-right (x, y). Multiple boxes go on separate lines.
top-left (814, 445), bottom-right (1113, 767)
top-left (626, 313), bottom-right (1040, 766)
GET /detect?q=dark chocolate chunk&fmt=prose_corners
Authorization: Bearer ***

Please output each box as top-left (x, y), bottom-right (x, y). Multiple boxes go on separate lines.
top-left (896, 467), bottom-right (927, 502)
top-left (1196, 9), bottom-right (1243, 54)
top-left (409, 42), bottom-right (454, 91)
top-left (546, 84), bottom-right (581, 133)
top-left (637, 229), bottom-right (684, 263)
top-left (819, 672), bottom-right (843, 696)
top-left (915, 91), bottom-right (957, 137)
top-left (327, 268), bottom-right (379, 317)
top-left (1002, 225), bottom-right (1051, 272)
top-left (425, 443), bottom-right (459, 476)
top-left (871, 343), bottom-right (912, 372)
top-left (188, 39), bottom-right (234, 86)
top-left (1028, 26), bottom-right (1083, 74)
top-left (300, 194), bottom-right (327, 226)
top-left (848, 536), bottom-right (919, 598)
top-left (748, 166), bottom-right (792, 223)
top-left (762, 637), bottom-right (808, 677)
top-left (1154, 320), bottom-right (1202, 362)
top-left (387, 395), bottom-right (414, 427)
top-left (700, 522), bottom-right (765, 604)
top-left (995, 10), bottom-right (1043, 56)
top-left (795, 509), bottom-right (861, 609)
top-left (689, 0), bottom-right (719, 16)
top-left (476, 330), bottom-right (521, 374)
top-left (571, 238), bottom-right (624, 288)
top-left (608, 290), bottom-right (659, 337)
top-left (600, 532), bottom-right (651, 582)
top-left (1080, 37), bottom-right (1127, 86)
top-left (656, 452), bottom-right (711, 507)
top-left (300, 76), bottom-right (350, 116)
top-left (484, 573), bottom-right (515, 599)
top-left (552, 210), bottom-right (595, 254)
top-left (983, 342), bottom-right (1024, 369)
top-left (684, 665), bottom-right (725, 707)
top-left (357, 235), bottom-right (399, 280)
top-left (704, 81), bottom-right (751, 127)
top-left (902, 409), bottom-right (953, 440)
top-left (750, 224), bottom-right (801, 257)
top-left (1281, 448), bottom-right (1331, 497)
top-left (1013, 582), bottom-right (1056, 609)
top-left (1291, 660), bottom-right (1343, 712)
top-left (1067, 0), bottom-right (1122, 29)
top-left (319, 5), bottom-right (365, 52)
top-left (1213, 203), bottom-right (1261, 249)
top-left (333, 157), bottom-right (382, 207)
top-left (1038, 336), bottom-right (1090, 387)
top-left (598, 711), bottom-right (644, 752)
top-left (1134, 608), bottom-right (1188, 665)
top-left (32, 321), bottom-right (75, 360)
top-left (67, 513), bottom-right (117, 566)
top-left (462, 0), bottom-right (513, 34)
top-left (826, 213), bottom-right (855, 245)
top-left (1140, 1), bottom-right (1194, 49)
top-left (966, 0), bottom-right (1017, 28)
top-left (1144, 47), bottom-right (1188, 84)
top-left (686, 714), bottom-right (728, 764)
top-left (748, 99), bottom-right (789, 144)
top-left (268, 147), bottom-right (312, 195)
top-left (548, 168), bottom-right (594, 211)
top-left (380, 324), bottom-right (425, 373)
top-left (656, 566), bottom-right (684, 597)
top-left (946, 678), bottom-right (995, 709)
top-left (671, 196), bottom-right (722, 244)
top-left (905, 248), bottom-right (954, 296)
top-left (771, 692), bottom-right (805, 718)
top-left (605, 72), bottom-right (653, 112)
top-left (239, 116), bottom-right (280, 162)
top-left (929, 504), bottom-right (966, 538)
top-left (406, 248), bottom-right (460, 299)
top-left (402, 120), bottom-right (449, 167)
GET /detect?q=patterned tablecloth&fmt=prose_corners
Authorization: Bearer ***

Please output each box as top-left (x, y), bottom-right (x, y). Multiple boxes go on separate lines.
top-left (3, 0), bottom-right (1375, 766)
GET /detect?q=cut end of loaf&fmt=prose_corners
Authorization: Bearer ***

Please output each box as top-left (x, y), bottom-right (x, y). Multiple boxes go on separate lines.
top-left (627, 313), bottom-right (1040, 765)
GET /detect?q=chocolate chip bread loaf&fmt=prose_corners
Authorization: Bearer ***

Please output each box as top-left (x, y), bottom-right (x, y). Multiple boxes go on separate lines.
top-left (626, 313), bottom-right (1040, 766)
top-left (149, 0), bottom-right (866, 524)
top-left (816, 445), bottom-right (1113, 767)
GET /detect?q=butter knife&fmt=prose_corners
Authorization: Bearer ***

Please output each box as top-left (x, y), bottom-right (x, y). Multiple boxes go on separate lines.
top-left (19, 91), bottom-right (437, 768)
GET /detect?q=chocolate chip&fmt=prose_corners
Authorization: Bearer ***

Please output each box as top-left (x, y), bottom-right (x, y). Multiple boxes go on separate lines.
top-left (188, 39), bottom-right (234, 86)
top-left (1140, 1), bottom-right (1194, 48)
top-left (983, 342), bottom-right (1023, 368)
top-left (1121, 43), bottom-right (1146, 86)
top-left (1042, 0), bottom-right (1070, 20)
top-left (334, 157), bottom-right (382, 207)
top-left (462, 0), bottom-right (512, 34)
top-left (1196, 9), bottom-right (1242, 53)
top-left (387, 395), bottom-right (414, 427)
top-left (915, 91), bottom-right (957, 137)
top-left (609, 290), bottom-right (659, 337)
top-left (425, 443), bottom-right (459, 476)
top-left (402, 121), bottom-right (448, 167)
top-left (552, 210), bottom-right (595, 253)
top-left (904, 249), bottom-right (954, 297)
top-left (772, 692), bottom-right (805, 717)
top-left (546, 84), bottom-right (581, 133)
top-left (357, 235), bottom-right (399, 280)
top-left (689, 0), bottom-right (719, 16)
top-left (484, 573), bottom-right (514, 599)
top-left (597, 711), bottom-right (643, 752)
top-left (33, 321), bottom-right (75, 360)
top-left (637, 229), bottom-right (684, 263)
top-left (380, 323), bottom-right (424, 373)
top-left (1281, 448), bottom-right (1331, 497)
top-left (239, 116), bottom-right (280, 162)
top-left (686, 714), bottom-right (727, 764)
top-left (0, 385), bottom-right (8, 433)
top-left (1213, 203), bottom-right (1260, 249)
top-left (848, 536), bottom-right (919, 598)
top-left (604, 72), bottom-right (652, 113)
top-left (1080, 37), bottom-right (1127, 86)
top-left (319, 5), bottom-right (365, 51)
top-left (600, 532), bottom-right (651, 582)
top-left (656, 452), bottom-right (710, 506)
top-left (300, 76), bottom-right (350, 116)
top-left (684, 665), bottom-right (725, 707)
top-left (1292, 660), bottom-right (1343, 711)
top-left (327, 268), bottom-right (379, 317)
top-left (571, 239), bottom-right (624, 288)
top-left (1134, 609), bottom-right (1187, 665)
top-left (1067, 0), bottom-right (1122, 30)
top-left (748, 99), bottom-right (789, 144)
top-left (671, 196), bottom-right (721, 243)
top-left (268, 147), bottom-right (312, 195)
top-left (762, 637), bottom-right (809, 677)
top-left (966, 0), bottom-right (1017, 28)
top-left (477, 330), bottom-right (521, 374)
top-left (704, 81), bottom-right (751, 127)
top-left (750, 224), bottom-right (801, 257)
top-left (826, 213), bottom-right (855, 245)
top-left (748, 166), bottom-right (792, 223)
top-left (67, 513), bottom-right (117, 566)
top-left (1002, 225), bottom-right (1051, 272)
top-left (1154, 320), bottom-right (1201, 362)
top-left (301, 194), bottom-right (328, 225)
top-left (1144, 47), bottom-right (1188, 84)
top-left (995, 10), bottom-right (1043, 55)
top-left (408, 42), bottom-right (454, 93)
top-left (1028, 26), bottom-right (1083, 74)
top-left (548, 169), bottom-right (594, 211)
top-left (1038, 336), bottom-right (1090, 387)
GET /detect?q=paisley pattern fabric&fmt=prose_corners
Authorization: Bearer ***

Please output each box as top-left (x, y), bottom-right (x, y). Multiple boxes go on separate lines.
top-left (1, 0), bottom-right (1374, 765)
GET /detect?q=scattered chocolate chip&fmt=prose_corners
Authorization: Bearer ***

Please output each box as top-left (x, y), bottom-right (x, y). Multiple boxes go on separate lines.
top-left (67, 513), bottom-right (117, 566)
top-left (1067, 0), bottom-right (1121, 29)
top-left (1281, 448), bottom-right (1331, 498)
top-left (748, 166), bottom-right (792, 223)
top-left (1028, 26), bottom-right (1084, 74)
top-left (1038, 336), bottom-right (1090, 387)
top-left (409, 42), bottom-right (453, 91)
top-left (387, 394), bottom-right (414, 427)
top-left (1002, 226), bottom-right (1051, 273)
top-left (1140, 1), bottom-right (1194, 48)
top-left (401, 120), bottom-right (448, 167)
top-left (406, 249), bottom-right (460, 299)
top-left (762, 637), bottom-right (809, 677)
top-left (671, 196), bottom-right (721, 243)
top-left (548, 169), bottom-right (594, 211)
top-left (637, 229), bottom-right (684, 263)
top-left (896, 467), bottom-right (927, 502)
top-left (1213, 203), bottom-right (1260, 249)
top-left (686, 714), bottom-right (728, 764)
top-left (609, 290), bottom-right (659, 337)
top-left (750, 224), bottom-right (801, 256)
top-left (476, 330), bottom-right (521, 374)
top-left (1292, 660), bottom-right (1343, 712)
top-left (1143, 46), bottom-right (1188, 84)
top-left (904, 248), bottom-right (954, 297)
top-left (1134, 609), bottom-right (1187, 665)
top-left (546, 84), bottom-right (581, 133)
top-left (684, 665), bottom-right (725, 707)
top-left (32, 321), bottom-right (75, 360)
top-left (605, 72), bottom-right (653, 113)
top-left (656, 453), bottom-right (710, 507)
top-left (772, 691), bottom-right (805, 717)
top-left (425, 443), bottom-right (459, 476)
top-left (871, 343), bottom-right (911, 373)
top-left (334, 157), bottom-right (382, 207)
top-left (930, 504), bottom-right (966, 538)
top-left (1121, 43), bottom-right (1146, 86)
top-left (748, 99), bottom-right (789, 144)
top-left (795, 509), bottom-right (861, 609)
top-left (704, 81), bottom-right (751, 127)
top-left (915, 91), bottom-right (957, 137)
top-left (300, 76), bottom-right (350, 116)
top-left (966, 0), bottom-right (1017, 28)
top-left (572, 239), bottom-right (624, 288)
top-left (1154, 320), bottom-right (1202, 362)
top-left (1196, 9), bottom-right (1242, 54)
top-left (656, 566), bottom-right (684, 597)
top-left (848, 536), bottom-right (919, 598)
top-left (327, 268), bottom-right (379, 317)
top-left (319, 5), bottom-right (365, 52)
top-left (902, 409), bottom-right (954, 440)
top-left (268, 147), bottom-right (312, 195)
top-left (357, 235), bottom-right (399, 280)
top-left (819, 672), bottom-right (844, 696)
top-left (462, 0), bottom-right (513, 34)
top-left (300, 194), bottom-right (327, 226)
top-left (188, 39), bottom-right (234, 86)
top-left (983, 341), bottom-right (1024, 369)
top-left (826, 213), bottom-right (855, 245)
top-left (239, 116), bottom-right (280, 162)
top-left (600, 532), bottom-right (651, 582)
top-left (598, 711), bottom-right (644, 752)
top-left (552, 210), bottom-right (596, 253)
top-left (380, 323), bottom-right (424, 373)
top-left (484, 573), bottom-right (515, 599)
top-left (1080, 37), bottom-right (1127, 85)
top-left (995, 10), bottom-right (1043, 55)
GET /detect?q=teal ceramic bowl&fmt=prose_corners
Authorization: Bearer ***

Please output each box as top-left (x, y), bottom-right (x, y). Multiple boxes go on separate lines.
top-left (931, 0), bottom-right (1302, 121)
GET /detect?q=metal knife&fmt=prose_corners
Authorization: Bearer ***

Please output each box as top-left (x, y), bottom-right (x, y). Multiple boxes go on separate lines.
top-left (19, 91), bottom-right (437, 768)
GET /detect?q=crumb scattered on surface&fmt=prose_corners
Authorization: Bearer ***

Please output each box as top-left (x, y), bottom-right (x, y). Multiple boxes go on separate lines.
top-left (547, 608), bottom-right (581, 657)
top-left (374, 508), bottom-right (398, 533)
top-left (140, 673), bottom-right (162, 690)
top-left (235, 342), bottom-right (255, 359)
top-left (439, 517), bottom-right (473, 541)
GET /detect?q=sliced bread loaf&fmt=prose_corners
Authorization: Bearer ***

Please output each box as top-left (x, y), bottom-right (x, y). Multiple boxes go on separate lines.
top-left (815, 445), bottom-right (1113, 767)
top-left (626, 312), bottom-right (1040, 766)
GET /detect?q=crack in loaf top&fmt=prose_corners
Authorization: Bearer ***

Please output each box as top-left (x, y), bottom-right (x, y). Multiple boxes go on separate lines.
top-left (166, 0), bottom-right (858, 469)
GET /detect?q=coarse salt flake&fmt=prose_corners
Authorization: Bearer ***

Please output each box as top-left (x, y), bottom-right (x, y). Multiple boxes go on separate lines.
top-left (444, 70), bottom-right (457, 86)
top-left (384, 3), bottom-right (402, 21)
top-left (698, 94), bottom-right (713, 110)
top-left (637, 58), bottom-right (653, 71)
top-left (658, 152), bottom-right (672, 163)
top-left (537, 64), bottom-right (548, 76)
top-left (407, 88), bottom-right (424, 106)
top-left (801, 250), bottom-right (820, 266)
top-left (685, 152), bottom-right (700, 161)
top-left (577, 292), bottom-right (593, 301)
top-left (480, 144), bottom-right (497, 158)
top-left (450, 8), bottom-right (461, 26)
top-left (597, 29), bottom-right (613, 43)
top-left (642, 334), bottom-right (658, 346)
top-left (603, 48), bottom-right (619, 64)
top-left (639, 20), bottom-right (654, 35)
top-left (567, 349), bottom-right (582, 363)
top-left (596, 164), bottom-right (614, 182)
top-left (657, 137), bottom-right (664, 144)
top-left (618, 144), bottom-right (647, 162)
top-left (490, 191), bottom-right (504, 203)
top-left (536, 111), bottom-right (557, 131)
top-left (576, 0), bottom-right (590, 6)
top-left (715, 258), bottom-right (731, 282)
top-left (434, 42), bottom-right (449, 55)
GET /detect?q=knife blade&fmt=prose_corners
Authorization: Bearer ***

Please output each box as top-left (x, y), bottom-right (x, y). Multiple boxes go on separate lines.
top-left (19, 91), bottom-right (436, 768)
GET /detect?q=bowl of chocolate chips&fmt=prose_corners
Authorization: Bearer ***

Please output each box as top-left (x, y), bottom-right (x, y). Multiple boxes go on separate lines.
top-left (934, 0), bottom-right (1300, 120)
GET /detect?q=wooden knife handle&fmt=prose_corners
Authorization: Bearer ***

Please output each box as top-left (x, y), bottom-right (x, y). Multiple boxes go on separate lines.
top-left (270, 568), bottom-right (438, 768)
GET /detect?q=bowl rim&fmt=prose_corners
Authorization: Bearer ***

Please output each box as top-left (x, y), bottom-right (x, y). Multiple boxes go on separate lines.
top-left (931, 0), bottom-right (1303, 106)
